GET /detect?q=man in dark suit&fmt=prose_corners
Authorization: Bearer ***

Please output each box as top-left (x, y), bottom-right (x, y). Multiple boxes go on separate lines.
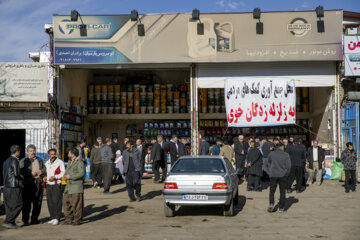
top-left (234, 135), bottom-right (247, 178)
top-left (136, 138), bottom-right (146, 177)
top-left (178, 138), bottom-right (188, 156)
top-left (169, 135), bottom-right (180, 165)
top-left (150, 136), bottom-right (167, 183)
top-left (199, 137), bottom-right (210, 155)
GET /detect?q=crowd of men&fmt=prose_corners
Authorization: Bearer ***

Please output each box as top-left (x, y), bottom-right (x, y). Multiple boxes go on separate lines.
top-left (0, 133), bottom-right (357, 228)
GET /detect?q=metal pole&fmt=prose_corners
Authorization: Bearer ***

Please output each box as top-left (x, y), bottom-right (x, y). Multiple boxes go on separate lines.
top-left (190, 64), bottom-right (199, 155)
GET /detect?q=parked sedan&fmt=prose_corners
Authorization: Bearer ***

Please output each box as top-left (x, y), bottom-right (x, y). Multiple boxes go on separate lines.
top-left (163, 156), bottom-right (238, 217)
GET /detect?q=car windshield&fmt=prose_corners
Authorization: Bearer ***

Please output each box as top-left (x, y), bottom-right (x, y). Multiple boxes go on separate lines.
top-left (171, 158), bottom-right (226, 173)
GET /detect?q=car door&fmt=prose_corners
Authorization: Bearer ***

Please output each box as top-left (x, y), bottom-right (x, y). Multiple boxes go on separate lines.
top-left (223, 158), bottom-right (237, 193)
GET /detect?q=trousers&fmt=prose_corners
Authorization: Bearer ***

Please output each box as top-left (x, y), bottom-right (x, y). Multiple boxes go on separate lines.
top-left (248, 174), bottom-right (260, 190)
top-left (4, 187), bottom-right (23, 224)
top-left (46, 184), bottom-right (63, 220)
top-left (91, 163), bottom-right (102, 186)
top-left (125, 171), bottom-right (141, 200)
top-left (288, 166), bottom-right (303, 191)
top-left (152, 160), bottom-right (167, 182)
top-left (307, 164), bottom-right (322, 184)
top-left (22, 183), bottom-right (43, 223)
top-left (102, 162), bottom-right (113, 192)
top-left (269, 177), bottom-right (287, 209)
top-left (63, 193), bottom-right (83, 223)
top-left (345, 170), bottom-right (356, 191)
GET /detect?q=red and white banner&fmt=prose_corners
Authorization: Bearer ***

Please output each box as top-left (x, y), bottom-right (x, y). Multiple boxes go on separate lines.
top-left (225, 77), bottom-right (296, 127)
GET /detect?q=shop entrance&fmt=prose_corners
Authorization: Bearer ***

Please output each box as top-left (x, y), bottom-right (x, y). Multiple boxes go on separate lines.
top-left (0, 129), bottom-right (26, 161)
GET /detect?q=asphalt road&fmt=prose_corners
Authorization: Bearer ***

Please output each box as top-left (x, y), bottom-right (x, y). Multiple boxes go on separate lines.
top-left (0, 176), bottom-right (359, 240)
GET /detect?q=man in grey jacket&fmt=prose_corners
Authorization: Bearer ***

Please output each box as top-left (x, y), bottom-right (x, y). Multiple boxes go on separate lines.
top-left (122, 141), bottom-right (142, 202)
top-left (101, 138), bottom-right (114, 194)
top-left (265, 143), bottom-right (291, 213)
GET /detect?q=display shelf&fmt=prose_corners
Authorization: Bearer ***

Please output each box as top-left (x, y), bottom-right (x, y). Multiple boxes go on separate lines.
top-left (62, 111), bottom-right (85, 117)
top-left (63, 120), bottom-right (83, 126)
top-left (199, 112), bottom-right (309, 120)
top-left (87, 113), bottom-right (190, 120)
top-left (63, 140), bottom-right (81, 143)
top-left (63, 128), bottom-right (84, 133)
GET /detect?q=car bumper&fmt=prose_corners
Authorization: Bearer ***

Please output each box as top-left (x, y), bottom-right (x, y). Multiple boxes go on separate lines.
top-left (163, 190), bottom-right (232, 206)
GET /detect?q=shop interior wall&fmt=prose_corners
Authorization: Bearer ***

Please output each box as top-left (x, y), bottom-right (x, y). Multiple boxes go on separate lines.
top-left (88, 68), bottom-right (191, 145)
top-left (309, 87), bottom-right (334, 145)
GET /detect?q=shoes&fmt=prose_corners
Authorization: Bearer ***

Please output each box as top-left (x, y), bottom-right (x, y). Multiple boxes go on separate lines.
top-left (93, 182), bottom-right (98, 188)
top-left (352, 189), bottom-right (356, 192)
top-left (255, 189), bottom-right (262, 192)
top-left (72, 222), bottom-right (81, 226)
top-left (30, 220), bottom-right (40, 225)
top-left (52, 219), bottom-right (59, 225)
top-left (286, 189), bottom-right (292, 193)
top-left (296, 190), bottom-right (301, 193)
top-left (267, 204), bottom-right (274, 213)
top-left (48, 219), bottom-right (55, 224)
top-left (103, 191), bottom-right (113, 195)
top-left (307, 182), bottom-right (312, 186)
top-left (22, 222), bottom-right (30, 227)
top-left (2, 222), bottom-right (18, 229)
top-left (278, 208), bottom-right (287, 213)
top-left (345, 190), bottom-right (350, 193)
top-left (136, 196), bottom-right (141, 202)
top-left (129, 199), bottom-right (136, 202)
top-left (61, 221), bottom-right (72, 225)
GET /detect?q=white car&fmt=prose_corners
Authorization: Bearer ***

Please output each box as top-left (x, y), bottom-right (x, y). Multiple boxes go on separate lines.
top-left (163, 156), bottom-right (239, 217)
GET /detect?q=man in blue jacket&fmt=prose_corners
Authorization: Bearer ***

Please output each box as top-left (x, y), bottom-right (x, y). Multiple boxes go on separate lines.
top-left (122, 141), bottom-right (142, 202)
top-left (211, 139), bottom-right (222, 156)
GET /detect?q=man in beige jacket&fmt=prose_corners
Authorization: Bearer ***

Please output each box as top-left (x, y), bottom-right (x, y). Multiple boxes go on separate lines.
top-left (220, 140), bottom-right (235, 165)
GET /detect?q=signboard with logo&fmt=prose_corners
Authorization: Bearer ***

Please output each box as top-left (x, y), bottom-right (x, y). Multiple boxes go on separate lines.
top-left (225, 77), bottom-right (296, 127)
top-left (53, 11), bottom-right (343, 64)
top-left (344, 36), bottom-right (360, 76)
top-left (0, 63), bottom-right (48, 102)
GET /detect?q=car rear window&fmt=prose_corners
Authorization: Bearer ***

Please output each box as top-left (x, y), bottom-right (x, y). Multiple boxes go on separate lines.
top-left (171, 158), bottom-right (226, 173)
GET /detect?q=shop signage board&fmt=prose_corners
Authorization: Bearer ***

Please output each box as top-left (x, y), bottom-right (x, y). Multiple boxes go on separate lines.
top-left (225, 77), bottom-right (296, 127)
top-left (344, 36), bottom-right (360, 76)
top-left (53, 11), bottom-right (343, 64)
top-left (0, 62), bottom-right (48, 102)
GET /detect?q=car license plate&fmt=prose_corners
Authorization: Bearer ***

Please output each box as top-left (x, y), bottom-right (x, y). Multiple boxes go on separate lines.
top-left (183, 194), bottom-right (208, 200)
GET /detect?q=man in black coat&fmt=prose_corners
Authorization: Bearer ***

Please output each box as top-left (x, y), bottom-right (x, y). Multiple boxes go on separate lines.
top-left (246, 141), bottom-right (263, 191)
top-left (136, 138), bottom-right (146, 176)
top-left (287, 139), bottom-right (307, 193)
top-left (234, 135), bottom-right (247, 178)
top-left (19, 144), bottom-right (46, 225)
top-left (306, 140), bottom-right (325, 186)
top-left (150, 136), bottom-right (167, 183)
top-left (2, 145), bottom-right (24, 229)
top-left (169, 135), bottom-right (180, 165)
top-left (199, 137), bottom-right (210, 155)
top-left (178, 138), bottom-right (188, 156)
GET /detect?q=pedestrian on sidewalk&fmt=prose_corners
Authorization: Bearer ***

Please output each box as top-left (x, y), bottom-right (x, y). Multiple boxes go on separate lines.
top-left (122, 141), bottom-right (142, 202)
top-left (265, 143), bottom-right (291, 213)
top-left (287, 139), bottom-right (306, 193)
top-left (199, 137), bottom-right (210, 155)
top-left (62, 148), bottom-right (84, 226)
top-left (101, 138), bottom-right (114, 194)
top-left (150, 136), bottom-right (167, 183)
top-left (90, 142), bottom-right (102, 188)
top-left (341, 142), bottom-right (357, 193)
top-left (220, 139), bottom-right (234, 165)
top-left (114, 150), bottom-right (125, 183)
top-left (306, 140), bottom-right (325, 186)
top-left (19, 144), bottom-right (46, 225)
top-left (2, 145), bottom-right (23, 229)
top-left (43, 149), bottom-right (65, 225)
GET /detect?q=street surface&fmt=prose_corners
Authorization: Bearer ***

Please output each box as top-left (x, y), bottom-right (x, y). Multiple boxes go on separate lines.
top-left (1, 176), bottom-right (359, 240)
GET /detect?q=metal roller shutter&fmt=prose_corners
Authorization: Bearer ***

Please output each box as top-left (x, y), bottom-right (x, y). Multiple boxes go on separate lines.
top-left (197, 61), bottom-right (336, 88)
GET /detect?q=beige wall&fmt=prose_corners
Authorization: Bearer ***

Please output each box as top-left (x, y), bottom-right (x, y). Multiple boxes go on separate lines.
top-left (309, 87), bottom-right (334, 144)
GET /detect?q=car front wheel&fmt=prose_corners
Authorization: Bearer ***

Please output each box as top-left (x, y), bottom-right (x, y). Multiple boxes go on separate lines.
top-left (164, 202), bottom-right (175, 217)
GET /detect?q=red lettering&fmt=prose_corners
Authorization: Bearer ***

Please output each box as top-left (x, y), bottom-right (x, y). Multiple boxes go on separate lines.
top-left (227, 109), bottom-right (234, 123)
